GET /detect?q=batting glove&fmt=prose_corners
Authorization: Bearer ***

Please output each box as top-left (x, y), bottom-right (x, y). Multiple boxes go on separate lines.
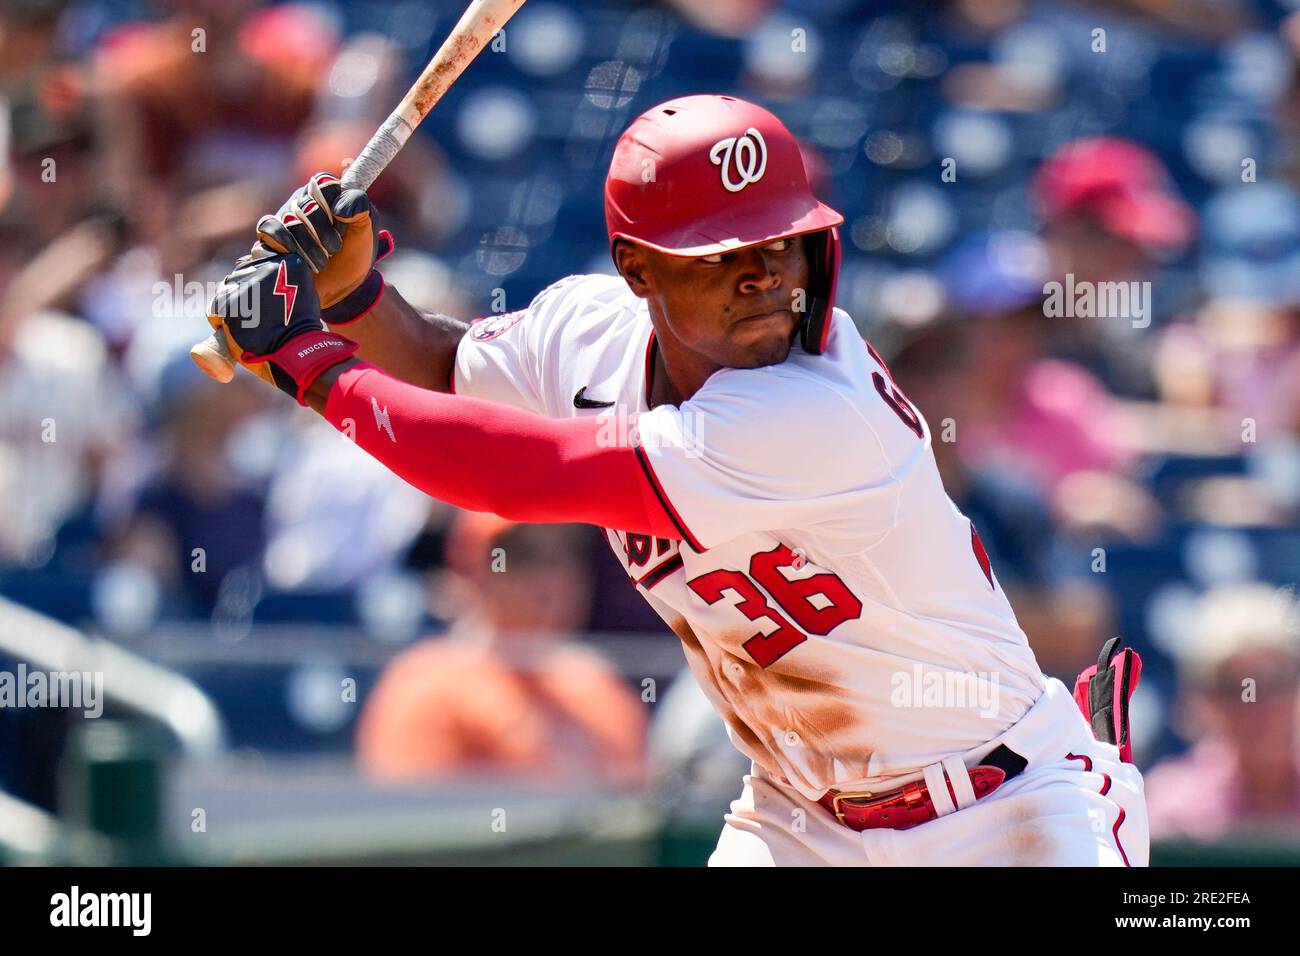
top-left (207, 252), bottom-right (358, 404)
top-left (255, 171), bottom-right (395, 325)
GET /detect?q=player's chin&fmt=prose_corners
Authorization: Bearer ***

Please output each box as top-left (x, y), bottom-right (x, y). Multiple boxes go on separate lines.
top-left (749, 336), bottom-right (793, 368)
top-left (731, 315), bottom-right (795, 367)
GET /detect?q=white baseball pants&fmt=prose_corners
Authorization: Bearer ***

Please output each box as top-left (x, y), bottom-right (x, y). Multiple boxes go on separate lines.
top-left (708, 678), bottom-right (1149, 866)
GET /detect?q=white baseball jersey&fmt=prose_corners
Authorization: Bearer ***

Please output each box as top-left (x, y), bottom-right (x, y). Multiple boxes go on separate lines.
top-left (453, 273), bottom-right (1047, 803)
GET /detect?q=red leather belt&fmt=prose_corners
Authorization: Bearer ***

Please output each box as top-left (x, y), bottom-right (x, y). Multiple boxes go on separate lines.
top-left (817, 744), bottom-right (1028, 831)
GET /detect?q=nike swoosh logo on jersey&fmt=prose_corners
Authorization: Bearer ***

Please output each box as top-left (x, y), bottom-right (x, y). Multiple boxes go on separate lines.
top-left (574, 386), bottom-right (616, 409)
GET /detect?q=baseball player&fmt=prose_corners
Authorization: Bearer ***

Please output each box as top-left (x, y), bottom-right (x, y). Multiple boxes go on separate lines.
top-left (206, 94), bottom-right (1148, 866)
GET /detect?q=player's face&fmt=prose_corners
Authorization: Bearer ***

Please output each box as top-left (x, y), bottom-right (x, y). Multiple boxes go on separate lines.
top-left (621, 236), bottom-right (813, 370)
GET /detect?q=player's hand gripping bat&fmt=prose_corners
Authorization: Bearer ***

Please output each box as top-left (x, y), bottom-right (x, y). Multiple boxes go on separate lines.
top-left (190, 0), bottom-right (528, 382)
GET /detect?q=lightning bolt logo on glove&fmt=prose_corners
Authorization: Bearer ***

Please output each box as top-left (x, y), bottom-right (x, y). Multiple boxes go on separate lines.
top-left (273, 261), bottom-right (299, 326)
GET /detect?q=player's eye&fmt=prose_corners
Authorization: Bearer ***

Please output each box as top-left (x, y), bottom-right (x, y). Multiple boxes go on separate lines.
top-left (699, 239), bottom-right (791, 264)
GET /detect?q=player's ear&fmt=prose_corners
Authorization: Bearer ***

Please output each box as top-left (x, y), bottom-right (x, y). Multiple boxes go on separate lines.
top-left (613, 239), bottom-right (652, 298)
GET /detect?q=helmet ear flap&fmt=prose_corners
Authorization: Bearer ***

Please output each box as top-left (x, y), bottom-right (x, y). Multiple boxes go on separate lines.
top-left (798, 228), bottom-right (839, 355)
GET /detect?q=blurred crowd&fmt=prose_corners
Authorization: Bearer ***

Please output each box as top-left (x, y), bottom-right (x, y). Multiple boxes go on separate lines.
top-left (3, 0), bottom-right (1300, 847)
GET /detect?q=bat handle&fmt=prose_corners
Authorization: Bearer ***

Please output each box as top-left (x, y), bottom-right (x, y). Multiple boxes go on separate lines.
top-left (341, 113), bottom-right (414, 192)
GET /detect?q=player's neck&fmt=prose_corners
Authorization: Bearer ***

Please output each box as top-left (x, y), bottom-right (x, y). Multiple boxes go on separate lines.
top-left (648, 328), bottom-right (719, 408)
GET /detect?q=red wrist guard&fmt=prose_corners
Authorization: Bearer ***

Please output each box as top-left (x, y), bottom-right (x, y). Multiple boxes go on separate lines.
top-left (246, 330), bottom-right (360, 405)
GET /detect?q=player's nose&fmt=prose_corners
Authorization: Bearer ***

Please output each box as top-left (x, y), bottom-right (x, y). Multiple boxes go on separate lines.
top-left (735, 247), bottom-right (781, 294)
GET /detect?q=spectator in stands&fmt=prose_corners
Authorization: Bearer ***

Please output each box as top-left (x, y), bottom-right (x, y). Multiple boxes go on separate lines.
top-left (0, 0), bottom-right (92, 234)
top-left (1035, 136), bottom-right (1193, 292)
top-left (110, 353), bottom-right (268, 612)
top-left (94, 0), bottom-right (339, 258)
top-left (934, 231), bottom-right (1162, 543)
top-left (0, 309), bottom-right (134, 568)
top-left (1032, 136), bottom-right (1195, 397)
top-left (356, 513), bottom-right (646, 785)
top-left (0, 0), bottom-right (114, 338)
top-left (1156, 183), bottom-right (1300, 444)
top-left (1146, 583), bottom-right (1300, 841)
top-left (1149, 182), bottom-right (1300, 524)
top-left (260, 412), bottom-right (435, 593)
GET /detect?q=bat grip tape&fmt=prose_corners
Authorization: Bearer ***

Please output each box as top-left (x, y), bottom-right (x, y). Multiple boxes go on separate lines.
top-left (342, 113), bottom-right (414, 192)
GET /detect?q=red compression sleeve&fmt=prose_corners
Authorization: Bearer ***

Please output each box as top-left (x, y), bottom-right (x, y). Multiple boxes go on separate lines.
top-left (323, 363), bottom-right (681, 538)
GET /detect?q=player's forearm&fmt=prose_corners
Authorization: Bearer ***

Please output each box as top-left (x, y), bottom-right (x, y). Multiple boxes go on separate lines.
top-left (307, 361), bottom-right (679, 537)
top-left (327, 283), bottom-right (466, 392)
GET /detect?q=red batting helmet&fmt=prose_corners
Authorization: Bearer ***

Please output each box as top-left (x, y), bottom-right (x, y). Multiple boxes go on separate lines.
top-left (605, 95), bottom-right (844, 354)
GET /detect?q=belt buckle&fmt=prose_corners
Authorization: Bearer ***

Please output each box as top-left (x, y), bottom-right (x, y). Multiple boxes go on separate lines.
top-left (830, 789), bottom-right (877, 824)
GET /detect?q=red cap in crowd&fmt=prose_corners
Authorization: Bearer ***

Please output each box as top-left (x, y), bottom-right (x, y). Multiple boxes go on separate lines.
top-left (1033, 136), bottom-right (1195, 249)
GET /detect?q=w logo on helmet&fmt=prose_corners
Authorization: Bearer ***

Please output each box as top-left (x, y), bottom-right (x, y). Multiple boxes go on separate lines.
top-left (709, 128), bottom-right (768, 193)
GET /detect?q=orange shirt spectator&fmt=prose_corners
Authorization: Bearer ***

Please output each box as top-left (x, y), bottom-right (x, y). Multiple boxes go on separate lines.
top-left (356, 515), bottom-right (646, 784)
top-left (357, 635), bottom-right (646, 784)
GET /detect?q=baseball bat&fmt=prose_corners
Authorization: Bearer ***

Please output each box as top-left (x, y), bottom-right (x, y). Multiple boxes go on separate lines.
top-left (190, 0), bottom-right (528, 383)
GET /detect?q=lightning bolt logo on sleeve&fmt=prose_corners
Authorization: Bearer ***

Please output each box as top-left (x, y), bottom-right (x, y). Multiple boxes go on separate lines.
top-left (372, 396), bottom-right (396, 442)
top-left (273, 260), bottom-right (298, 326)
